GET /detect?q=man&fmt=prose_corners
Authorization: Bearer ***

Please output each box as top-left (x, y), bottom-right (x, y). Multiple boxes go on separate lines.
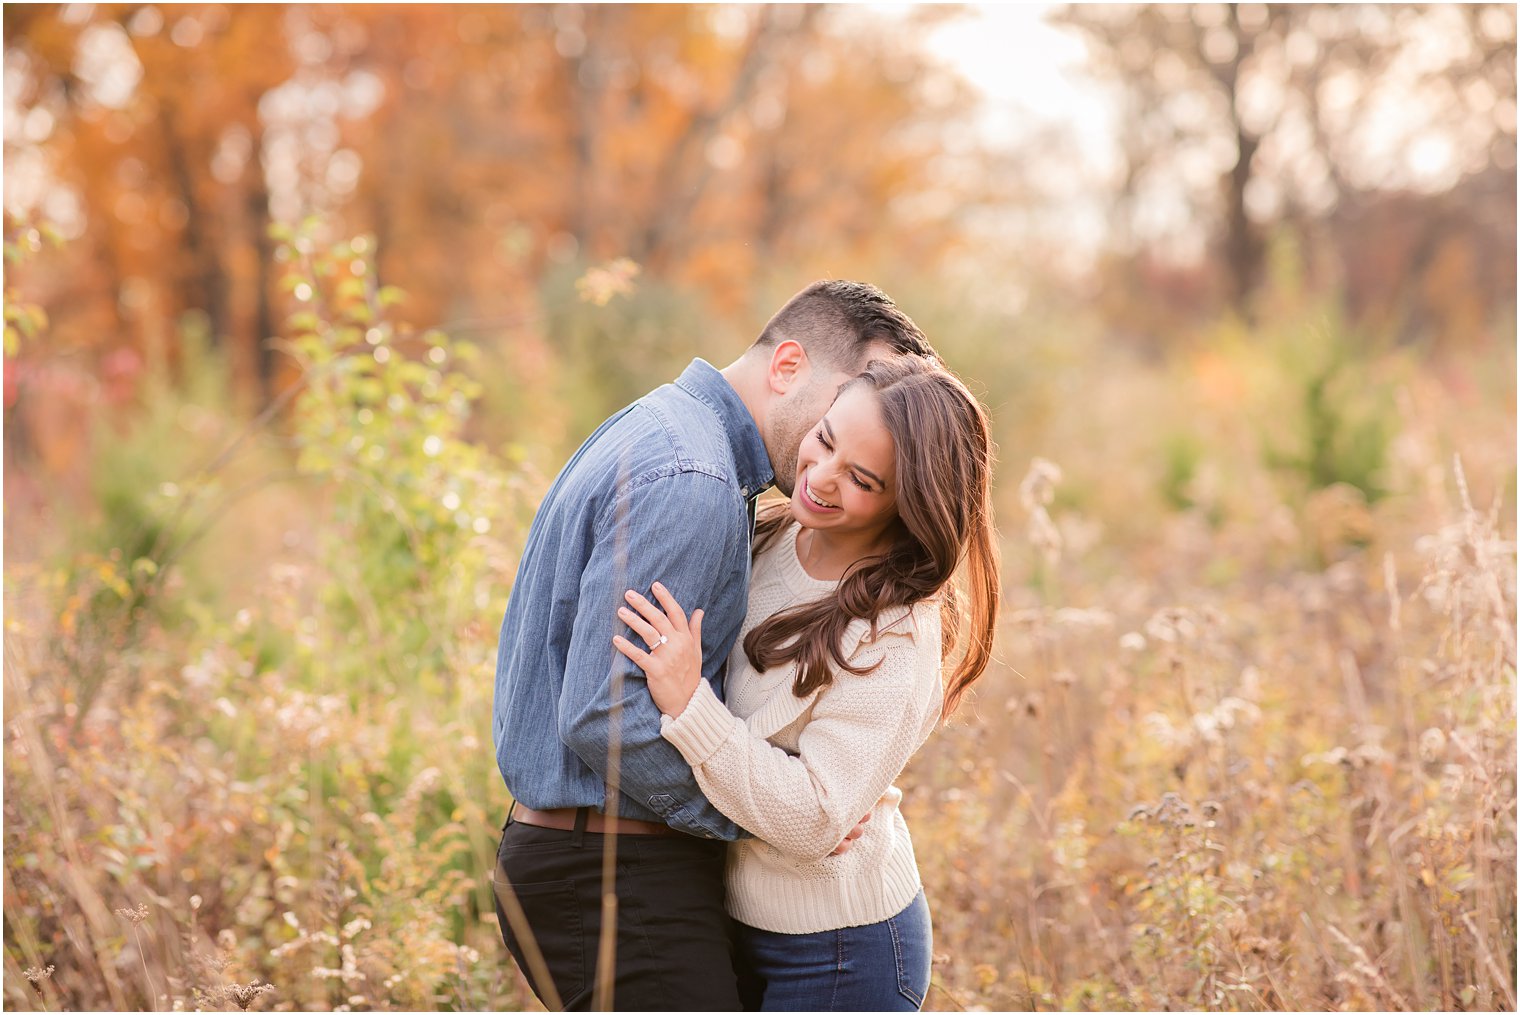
top-left (491, 280), bottom-right (937, 1011)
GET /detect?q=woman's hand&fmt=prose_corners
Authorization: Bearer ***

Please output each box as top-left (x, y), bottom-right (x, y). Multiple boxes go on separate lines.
top-left (612, 582), bottom-right (705, 718)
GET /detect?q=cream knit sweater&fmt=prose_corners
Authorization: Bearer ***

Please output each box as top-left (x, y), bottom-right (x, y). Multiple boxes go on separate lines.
top-left (660, 520), bottom-right (944, 934)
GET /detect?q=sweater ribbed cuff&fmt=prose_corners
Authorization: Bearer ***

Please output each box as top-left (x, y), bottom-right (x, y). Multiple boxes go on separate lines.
top-left (660, 680), bottom-right (737, 764)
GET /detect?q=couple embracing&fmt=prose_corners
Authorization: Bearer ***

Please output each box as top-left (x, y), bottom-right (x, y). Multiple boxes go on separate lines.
top-left (490, 281), bottom-right (999, 1011)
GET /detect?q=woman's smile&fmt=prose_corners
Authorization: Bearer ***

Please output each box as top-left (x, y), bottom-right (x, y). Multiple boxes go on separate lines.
top-left (800, 473), bottom-right (841, 513)
top-left (788, 383), bottom-right (897, 545)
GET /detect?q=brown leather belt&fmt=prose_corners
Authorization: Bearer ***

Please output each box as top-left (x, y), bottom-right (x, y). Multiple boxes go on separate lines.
top-left (511, 804), bottom-right (682, 838)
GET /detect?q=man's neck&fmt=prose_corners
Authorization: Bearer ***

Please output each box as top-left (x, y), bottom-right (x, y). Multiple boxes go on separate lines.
top-left (720, 355), bottom-right (768, 441)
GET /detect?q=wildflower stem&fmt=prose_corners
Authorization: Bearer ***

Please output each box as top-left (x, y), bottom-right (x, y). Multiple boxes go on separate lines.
top-left (130, 925), bottom-right (159, 1009)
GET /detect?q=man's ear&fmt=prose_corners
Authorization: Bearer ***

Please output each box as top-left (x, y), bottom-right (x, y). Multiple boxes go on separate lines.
top-left (767, 339), bottom-right (809, 395)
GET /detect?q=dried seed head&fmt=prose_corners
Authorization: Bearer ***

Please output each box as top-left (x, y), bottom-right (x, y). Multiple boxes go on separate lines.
top-left (1145, 608), bottom-right (1199, 645)
top-left (217, 980), bottom-right (276, 1011)
top-left (23, 965), bottom-right (55, 986)
top-left (1019, 458), bottom-right (1065, 564)
top-left (114, 903), bottom-right (150, 925)
top-left (1018, 457), bottom-right (1063, 511)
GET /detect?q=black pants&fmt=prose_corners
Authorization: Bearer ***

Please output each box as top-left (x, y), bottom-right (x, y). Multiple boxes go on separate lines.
top-left (492, 814), bottom-right (742, 1011)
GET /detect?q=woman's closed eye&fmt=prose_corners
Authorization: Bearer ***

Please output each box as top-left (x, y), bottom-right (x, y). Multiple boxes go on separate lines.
top-left (815, 428), bottom-right (876, 492)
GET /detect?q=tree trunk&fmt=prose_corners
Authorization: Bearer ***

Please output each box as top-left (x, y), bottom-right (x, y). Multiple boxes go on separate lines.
top-left (247, 144), bottom-right (277, 404)
top-left (160, 101), bottom-right (228, 346)
top-left (1225, 126), bottom-right (1262, 315)
top-left (1218, 4), bottom-right (1265, 318)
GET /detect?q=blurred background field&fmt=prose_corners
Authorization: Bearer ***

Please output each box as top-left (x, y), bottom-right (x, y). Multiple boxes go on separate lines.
top-left (2, 4), bottom-right (1515, 1011)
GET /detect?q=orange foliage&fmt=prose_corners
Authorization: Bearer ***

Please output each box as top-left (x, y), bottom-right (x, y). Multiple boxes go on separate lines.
top-left (5, 4), bottom-right (985, 423)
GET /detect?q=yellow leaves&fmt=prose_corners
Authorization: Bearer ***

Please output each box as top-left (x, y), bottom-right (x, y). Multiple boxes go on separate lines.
top-left (4, 216), bottom-right (59, 358)
top-left (58, 592), bottom-right (82, 635)
top-left (5, 302), bottom-right (47, 355)
top-left (575, 257), bottom-right (640, 306)
top-left (1445, 864), bottom-right (1476, 892)
top-left (96, 561), bottom-right (131, 600)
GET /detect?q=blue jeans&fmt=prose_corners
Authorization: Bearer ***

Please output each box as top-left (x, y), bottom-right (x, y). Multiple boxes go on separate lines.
top-left (734, 890), bottom-right (932, 1011)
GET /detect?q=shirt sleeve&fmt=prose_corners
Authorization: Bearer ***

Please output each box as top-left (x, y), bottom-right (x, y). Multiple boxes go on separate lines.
top-left (659, 618), bottom-right (940, 859)
top-left (555, 469), bottom-right (747, 841)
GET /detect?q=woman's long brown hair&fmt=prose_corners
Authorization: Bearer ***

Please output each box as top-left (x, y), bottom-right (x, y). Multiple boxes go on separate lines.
top-left (744, 355), bottom-right (1000, 717)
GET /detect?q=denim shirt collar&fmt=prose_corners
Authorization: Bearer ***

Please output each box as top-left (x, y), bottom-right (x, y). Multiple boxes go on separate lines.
top-left (673, 358), bottom-right (774, 499)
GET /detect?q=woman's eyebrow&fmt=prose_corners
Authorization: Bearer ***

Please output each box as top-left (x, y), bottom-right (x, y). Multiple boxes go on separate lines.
top-left (821, 418), bottom-right (885, 486)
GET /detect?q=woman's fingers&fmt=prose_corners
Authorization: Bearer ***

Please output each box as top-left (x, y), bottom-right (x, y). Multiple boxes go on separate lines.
top-left (831, 811), bottom-right (872, 855)
top-left (611, 635), bottom-right (653, 673)
top-left (624, 589), bottom-right (676, 635)
top-left (616, 593), bottom-right (701, 719)
top-left (617, 606), bottom-right (663, 649)
top-left (649, 582), bottom-right (688, 629)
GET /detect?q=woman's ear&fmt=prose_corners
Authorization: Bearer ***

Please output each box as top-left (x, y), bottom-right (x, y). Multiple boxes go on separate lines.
top-left (767, 339), bottom-right (809, 395)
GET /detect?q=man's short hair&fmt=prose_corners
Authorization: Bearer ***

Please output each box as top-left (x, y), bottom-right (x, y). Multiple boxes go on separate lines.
top-left (753, 280), bottom-right (937, 370)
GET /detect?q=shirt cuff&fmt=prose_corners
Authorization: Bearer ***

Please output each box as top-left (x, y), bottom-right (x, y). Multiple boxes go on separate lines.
top-left (660, 680), bottom-right (737, 765)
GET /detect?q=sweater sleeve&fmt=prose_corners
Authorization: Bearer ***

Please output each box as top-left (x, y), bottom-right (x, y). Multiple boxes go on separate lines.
top-left (660, 614), bottom-right (940, 861)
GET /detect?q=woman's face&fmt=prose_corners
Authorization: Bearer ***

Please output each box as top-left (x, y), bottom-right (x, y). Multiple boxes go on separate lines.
top-left (789, 383), bottom-right (898, 545)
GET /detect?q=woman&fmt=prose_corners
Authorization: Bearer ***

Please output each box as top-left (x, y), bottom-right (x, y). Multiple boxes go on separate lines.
top-left (611, 355), bottom-right (999, 1011)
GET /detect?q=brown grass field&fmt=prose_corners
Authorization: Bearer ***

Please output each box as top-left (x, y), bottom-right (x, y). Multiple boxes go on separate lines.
top-left (3, 253), bottom-right (1515, 1011)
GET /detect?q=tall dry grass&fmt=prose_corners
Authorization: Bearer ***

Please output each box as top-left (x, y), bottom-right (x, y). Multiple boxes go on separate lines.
top-left (3, 238), bottom-right (1514, 1011)
top-left (906, 337), bottom-right (1516, 1011)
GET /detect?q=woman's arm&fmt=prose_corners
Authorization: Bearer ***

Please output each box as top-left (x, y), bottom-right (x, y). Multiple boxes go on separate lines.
top-left (610, 586), bottom-right (940, 861)
top-left (662, 646), bottom-right (932, 860)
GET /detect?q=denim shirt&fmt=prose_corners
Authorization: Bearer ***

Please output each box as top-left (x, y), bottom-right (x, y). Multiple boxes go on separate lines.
top-left (492, 359), bottom-right (773, 839)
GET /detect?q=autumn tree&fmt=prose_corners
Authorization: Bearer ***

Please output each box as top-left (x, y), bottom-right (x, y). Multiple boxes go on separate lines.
top-left (5, 4), bottom-right (295, 391)
top-left (1057, 3), bottom-right (1517, 331)
top-left (4, 2), bottom-right (1001, 464)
